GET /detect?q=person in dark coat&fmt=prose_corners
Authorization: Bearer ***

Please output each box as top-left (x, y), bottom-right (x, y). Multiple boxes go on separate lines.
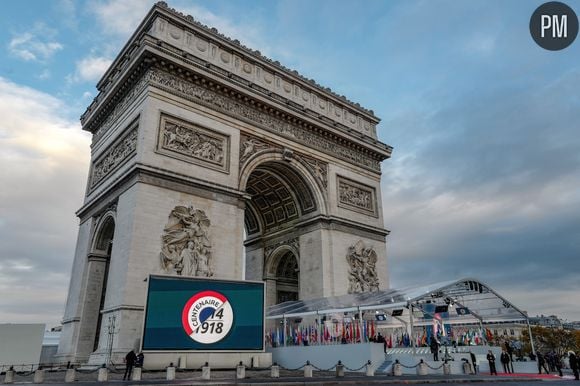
top-left (470, 351), bottom-right (478, 374)
top-left (124, 350), bottom-right (137, 380)
top-left (430, 336), bottom-right (440, 361)
top-left (537, 352), bottom-right (549, 374)
top-left (500, 350), bottom-right (512, 373)
top-left (487, 350), bottom-right (498, 375)
top-left (554, 352), bottom-right (563, 377)
top-left (136, 352), bottom-right (144, 368)
top-left (569, 351), bottom-right (579, 380)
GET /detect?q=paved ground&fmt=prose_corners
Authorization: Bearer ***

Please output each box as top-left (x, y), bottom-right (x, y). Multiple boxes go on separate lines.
top-left (3, 368), bottom-right (579, 385)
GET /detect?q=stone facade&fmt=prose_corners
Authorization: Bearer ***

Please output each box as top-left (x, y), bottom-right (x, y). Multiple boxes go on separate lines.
top-left (57, 2), bottom-right (392, 367)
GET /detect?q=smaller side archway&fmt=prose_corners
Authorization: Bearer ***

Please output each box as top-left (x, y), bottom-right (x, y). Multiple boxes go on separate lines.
top-left (264, 245), bottom-right (300, 305)
top-left (79, 211), bottom-right (116, 357)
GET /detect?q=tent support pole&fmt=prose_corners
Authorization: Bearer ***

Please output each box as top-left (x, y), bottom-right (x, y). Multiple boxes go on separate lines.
top-left (527, 319), bottom-right (536, 356)
top-left (409, 303), bottom-right (416, 355)
top-left (283, 316), bottom-right (287, 347)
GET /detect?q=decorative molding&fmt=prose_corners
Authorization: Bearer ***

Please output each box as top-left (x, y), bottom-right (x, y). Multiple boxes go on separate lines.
top-left (154, 3), bottom-right (378, 118)
top-left (157, 113), bottom-right (230, 173)
top-left (264, 237), bottom-right (299, 262)
top-left (160, 205), bottom-right (213, 278)
top-left (239, 134), bottom-right (275, 165)
top-left (297, 154), bottom-right (328, 190)
top-left (337, 175), bottom-right (377, 217)
top-left (92, 76), bottom-right (148, 143)
top-left (90, 127), bottom-right (138, 189)
top-left (346, 240), bottom-right (379, 294)
top-left (240, 134), bottom-right (328, 191)
top-left (146, 69), bottom-right (382, 172)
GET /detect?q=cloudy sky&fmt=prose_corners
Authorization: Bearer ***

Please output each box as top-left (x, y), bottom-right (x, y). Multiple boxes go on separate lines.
top-left (1, 0), bottom-right (579, 328)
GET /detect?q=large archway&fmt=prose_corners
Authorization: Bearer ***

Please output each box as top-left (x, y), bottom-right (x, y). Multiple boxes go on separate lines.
top-left (77, 213), bottom-right (115, 358)
top-left (241, 157), bottom-right (323, 306)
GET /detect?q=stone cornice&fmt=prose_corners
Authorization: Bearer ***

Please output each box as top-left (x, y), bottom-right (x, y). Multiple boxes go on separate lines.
top-left (145, 67), bottom-right (386, 172)
top-left (153, 2), bottom-right (378, 119)
top-left (245, 214), bottom-right (389, 248)
top-left (82, 48), bottom-right (391, 173)
top-left (83, 2), bottom-right (386, 142)
top-left (77, 162), bottom-right (249, 221)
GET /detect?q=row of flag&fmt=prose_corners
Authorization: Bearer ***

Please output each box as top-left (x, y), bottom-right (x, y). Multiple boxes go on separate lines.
top-left (266, 324), bottom-right (493, 347)
top-left (266, 320), bottom-right (378, 346)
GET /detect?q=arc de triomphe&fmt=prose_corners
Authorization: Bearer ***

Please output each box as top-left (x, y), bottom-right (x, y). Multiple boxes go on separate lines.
top-left (56, 2), bottom-right (392, 364)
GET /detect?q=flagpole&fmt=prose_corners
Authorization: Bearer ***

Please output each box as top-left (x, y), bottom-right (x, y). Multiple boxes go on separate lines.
top-left (283, 315), bottom-right (287, 347)
top-left (408, 302), bottom-right (416, 355)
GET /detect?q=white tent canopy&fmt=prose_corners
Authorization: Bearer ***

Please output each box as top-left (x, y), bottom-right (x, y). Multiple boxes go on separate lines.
top-left (267, 278), bottom-right (528, 324)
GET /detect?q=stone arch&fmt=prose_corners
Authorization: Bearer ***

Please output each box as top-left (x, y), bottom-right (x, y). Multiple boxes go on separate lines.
top-left (91, 212), bottom-right (116, 254)
top-left (264, 245), bottom-right (300, 305)
top-left (239, 150), bottom-right (328, 218)
top-left (83, 210), bottom-right (116, 354)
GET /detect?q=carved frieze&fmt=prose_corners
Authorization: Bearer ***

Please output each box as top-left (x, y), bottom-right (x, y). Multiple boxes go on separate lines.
top-left (346, 240), bottom-right (379, 294)
top-left (160, 205), bottom-right (213, 277)
top-left (92, 76), bottom-right (148, 143)
top-left (146, 69), bottom-right (381, 172)
top-left (337, 176), bottom-right (377, 216)
top-left (157, 114), bottom-right (230, 173)
top-left (90, 127), bottom-right (138, 189)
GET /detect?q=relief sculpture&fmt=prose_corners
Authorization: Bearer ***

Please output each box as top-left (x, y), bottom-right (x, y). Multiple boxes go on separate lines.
top-left (337, 176), bottom-right (376, 215)
top-left (162, 120), bottom-right (223, 164)
top-left (160, 205), bottom-right (213, 277)
top-left (239, 135), bottom-right (272, 165)
top-left (90, 128), bottom-right (137, 188)
top-left (158, 114), bottom-right (230, 172)
top-left (346, 240), bottom-right (379, 293)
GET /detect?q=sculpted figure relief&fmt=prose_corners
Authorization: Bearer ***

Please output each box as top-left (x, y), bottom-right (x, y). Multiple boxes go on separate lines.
top-left (162, 121), bottom-right (224, 165)
top-left (160, 205), bottom-right (213, 277)
top-left (346, 240), bottom-right (379, 293)
top-left (239, 135), bottom-right (272, 165)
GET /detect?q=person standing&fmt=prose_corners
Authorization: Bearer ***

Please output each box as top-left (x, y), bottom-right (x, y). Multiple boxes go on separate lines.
top-left (487, 350), bottom-right (498, 375)
top-left (569, 351), bottom-right (579, 380)
top-left (537, 352), bottom-right (549, 374)
top-left (430, 336), bottom-right (440, 361)
top-left (500, 350), bottom-right (511, 373)
top-left (470, 351), bottom-right (478, 374)
top-left (137, 352), bottom-right (144, 368)
top-left (123, 350), bottom-right (137, 381)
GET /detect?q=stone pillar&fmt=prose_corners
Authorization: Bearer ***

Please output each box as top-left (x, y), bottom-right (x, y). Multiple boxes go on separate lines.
top-left (4, 369), bottom-right (15, 384)
top-left (393, 361), bottom-right (403, 376)
top-left (304, 363), bottom-right (313, 378)
top-left (166, 365), bottom-right (176, 380)
top-left (271, 364), bottom-right (280, 378)
top-left (417, 361), bottom-right (428, 375)
top-left (336, 361), bottom-right (344, 377)
top-left (462, 361), bottom-right (472, 374)
top-left (77, 255), bottom-right (109, 358)
top-left (202, 363), bottom-right (210, 380)
top-left (443, 362), bottom-right (451, 375)
top-left (132, 367), bottom-right (142, 381)
top-left (236, 362), bottom-right (246, 379)
top-left (97, 367), bottom-right (108, 382)
top-left (65, 369), bottom-right (76, 383)
top-left (366, 361), bottom-right (374, 376)
top-left (33, 369), bottom-right (45, 384)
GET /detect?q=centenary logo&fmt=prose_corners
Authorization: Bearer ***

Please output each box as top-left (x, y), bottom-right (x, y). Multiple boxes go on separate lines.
top-left (181, 290), bottom-right (234, 344)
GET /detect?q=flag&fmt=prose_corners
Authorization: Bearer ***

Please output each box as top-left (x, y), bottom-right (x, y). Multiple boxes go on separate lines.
top-left (456, 307), bottom-right (470, 316)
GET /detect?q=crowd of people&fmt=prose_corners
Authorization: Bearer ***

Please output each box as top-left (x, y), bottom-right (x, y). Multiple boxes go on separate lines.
top-left (480, 341), bottom-right (580, 379)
